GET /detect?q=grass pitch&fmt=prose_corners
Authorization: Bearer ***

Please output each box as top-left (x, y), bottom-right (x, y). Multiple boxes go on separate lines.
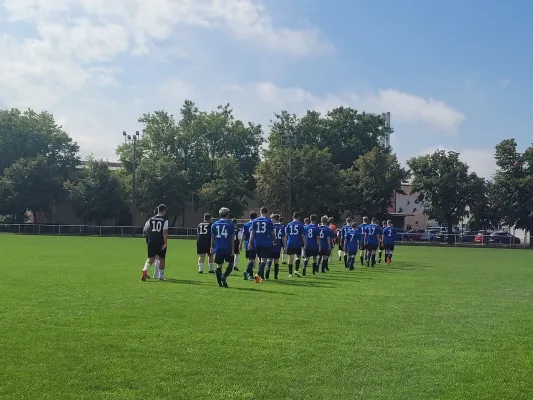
top-left (1, 235), bottom-right (532, 400)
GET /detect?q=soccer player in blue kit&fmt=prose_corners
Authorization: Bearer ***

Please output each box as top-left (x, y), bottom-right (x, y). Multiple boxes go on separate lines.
top-left (303, 214), bottom-right (321, 276)
top-left (338, 217), bottom-right (353, 268)
top-left (358, 216), bottom-right (369, 266)
top-left (242, 211), bottom-right (258, 280)
top-left (210, 207), bottom-right (235, 287)
top-left (285, 212), bottom-right (305, 277)
top-left (318, 215), bottom-right (334, 273)
top-left (364, 217), bottom-right (383, 268)
top-left (382, 220), bottom-right (396, 264)
top-left (343, 222), bottom-right (360, 271)
top-left (266, 214), bottom-right (285, 280)
top-left (248, 207), bottom-right (275, 282)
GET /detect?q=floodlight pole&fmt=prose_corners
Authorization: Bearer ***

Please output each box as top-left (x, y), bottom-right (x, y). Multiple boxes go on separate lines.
top-left (281, 133), bottom-right (296, 220)
top-left (123, 130), bottom-right (141, 234)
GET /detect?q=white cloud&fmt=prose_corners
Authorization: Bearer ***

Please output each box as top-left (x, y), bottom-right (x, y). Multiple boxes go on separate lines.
top-left (419, 146), bottom-right (496, 179)
top-left (229, 82), bottom-right (465, 134)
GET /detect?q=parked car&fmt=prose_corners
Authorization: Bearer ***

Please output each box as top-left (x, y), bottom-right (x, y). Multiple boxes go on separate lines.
top-left (474, 230), bottom-right (491, 243)
top-left (394, 228), bottom-right (409, 241)
top-left (407, 229), bottom-right (425, 241)
top-left (488, 231), bottom-right (521, 245)
top-left (421, 229), bottom-right (442, 241)
top-left (459, 231), bottom-right (478, 243)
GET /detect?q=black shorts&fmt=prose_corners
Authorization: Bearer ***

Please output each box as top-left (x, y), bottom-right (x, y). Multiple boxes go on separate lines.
top-left (305, 248), bottom-right (319, 258)
top-left (348, 250), bottom-right (358, 256)
top-left (338, 242), bottom-right (344, 251)
top-left (197, 242), bottom-right (211, 255)
top-left (384, 243), bottom-right (395, 251)
top-left (246, 248), bottom-right (257, 260)
top-left (256, 246), bottom-right (272, 259)
top-left (234, 240), bottom-right (240, 254)
top-left (286, 246), bottom-right (301, 255)
top-left (148, 242), bottom-right (167, 259)
top-left (320, 249), bottom-right (331, 257)
top-left (359, 243), bottom-right (366, 251)
top-left (366, 243), bottom-right (379, 251)
top-left (271, 250), bottom-right (281, 260)
top-left (214, 252), bottom-right (233, 265)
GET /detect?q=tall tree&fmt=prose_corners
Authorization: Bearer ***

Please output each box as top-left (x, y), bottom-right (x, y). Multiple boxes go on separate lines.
top-left (467, 180), bottom-right (501, 231)
top-left (64, 159), bottom-right (124, 224)
top-left (1, 156), bottom-right (64, 223)
top-left (340, 148), bottom-right (409, 216)
top-left (0, 108), bottom-right (79, 176)
top-left (199, 157), bottom-right (250, 217)
top-left (256, 146), bottom-right (340, 218)
top-left (491, 139), bottom-right (533, 243)
top-left (268, 107), bottom-right (390, 169)
top-left (408, 150), bottom-right (481, 233)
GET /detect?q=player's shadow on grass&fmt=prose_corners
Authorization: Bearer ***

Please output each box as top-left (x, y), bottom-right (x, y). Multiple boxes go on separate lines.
top-left (274, 279), bottom-right (336, 288)
top-left (233, 287), bottom-right (296, 296)
top-left (159, 278), bottom-right (205, 285)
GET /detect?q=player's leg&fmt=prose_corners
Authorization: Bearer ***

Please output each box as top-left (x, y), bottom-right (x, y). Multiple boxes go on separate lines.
top-left (312, 255), bottom-right (319, 275)
top-left (370, 248), bottom-right (377, 267)
top-left (378, 244), bottom-right (383, 263)
top-left (233, 240), bottom-right (240, 271)
top-left (158, 256), bottom-right (166, 280)
top-left (302, 248), bottom-right (309, 276)
top-left (214, 253), bottom-right (225, 287)
top-left (208, 253), bottom-right (215, 273)
top-left (294, 248), bottom-right (302, 276)
top-left (198, 254), bottom-right (206, 273)
top-left (154, 256), bottom-right (160, 279)
top-left (142, 256), bottom-right (156, 281)
top-left (220, 254), bottom-right (233, 288)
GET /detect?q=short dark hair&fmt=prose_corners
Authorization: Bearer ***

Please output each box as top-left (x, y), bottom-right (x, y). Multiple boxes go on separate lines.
top-left (351, 222), bottom-right (358, 228)
top-left (304, 217), bottom-right (310, 224)
top-left (204, 213), bottom-right (211, 221)
top-left (346, 217), bottom-right (352, 223)
top-left (372, 217), bottom-right (378, 224)
top-left (293, 212), bottom-right (300, 219)
top-left (260, 206), bottom-right (268, 214)
top-left (271, 214), bottom-right (280, 221)
top-left (249, 211), bottom-right (258, 220)
top-left (279, 217), bottom-right (284, 223)
top-left (328, 217), bottom-right (334, 224)
top-left (363, 216), bottom-right (369, 223)
top-left (382, 221), bottom-right (387, 226)
top-left (310, 214), bottom-right (317, 223)
top-left (321, 215), bottom-right (328, 224)
top-left (158, 204), bottom-right (166, 213)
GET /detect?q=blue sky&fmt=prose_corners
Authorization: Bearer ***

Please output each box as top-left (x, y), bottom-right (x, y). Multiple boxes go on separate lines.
top-left (1, 0), bottom-right (531, 178)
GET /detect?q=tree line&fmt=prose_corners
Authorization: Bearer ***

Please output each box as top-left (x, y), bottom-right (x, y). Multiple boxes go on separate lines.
top-left (0, 104), bottom-right (532, 240)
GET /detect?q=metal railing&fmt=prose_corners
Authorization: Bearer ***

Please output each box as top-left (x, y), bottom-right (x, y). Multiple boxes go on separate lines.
top-left (0, 223), bottom-right (197, 239)
top-left (0, 224), bottom-right (530, 248)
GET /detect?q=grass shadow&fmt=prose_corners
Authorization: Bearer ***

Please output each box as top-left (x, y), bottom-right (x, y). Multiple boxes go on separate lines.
top-left (160, 278), bottom-right (205, 285)
top-left (232, 287), bottom-right (296, 296)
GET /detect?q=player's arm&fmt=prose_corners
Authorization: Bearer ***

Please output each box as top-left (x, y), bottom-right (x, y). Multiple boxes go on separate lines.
top-left (316, 233), bottom-right (321, 251)
top-left (143, 219), bottom-right (150, 236)
top-left (248, 229), bottom-right (255, 249)
top-left (282, 234), bottom-right (287, 252)
top-left (162, 221), bottom-right (169, 249)
top-left (210, 225), bottom-right (216, 253)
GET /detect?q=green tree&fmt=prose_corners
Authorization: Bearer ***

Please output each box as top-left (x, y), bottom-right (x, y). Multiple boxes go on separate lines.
top-left (134, 157), bottom-right (189, 225)
top-left (268, 107), bottom-right (390, 169)
top-left (408, 150), bottom-right (481, 234)
top-left (340, 148), bottom-right (409, 216)
top-left (256, 146), bottom-right (340, 217)
top-left (64, 159), bottom-right (124, 224)
top-left (199, 157), bottom-right (250, 217)
top-left (1, 156), bottom-right (64, 223)
top-left (491, 139), bottom-right (533, 244)
top-left (0, 108), bottom-right (79, 176)
top-left (467, 180), bottom-right (501, 231)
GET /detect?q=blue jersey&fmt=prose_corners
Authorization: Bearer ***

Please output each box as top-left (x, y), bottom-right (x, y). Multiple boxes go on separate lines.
top-left (364, 224), bottom-right (382, 245)
top-left (319, 225), bottom-right (334, 250)
top-left (383, 227), bottom-right (396, 244)
top-left (285, 221), bottom-right (305, 248)
top-left (340, 224), bottom-right (351, 240)
top-left (251, 217), bottom-right (274, 248)
top-left (273, 223), bottom-right (285, 252)
top-left (358, 223), bottom-right (368, 239)
top-left (345, 229), bottom-right (360, 252)
top-left (304, 224), bottom-right (319, 249)
top-left (243, 221), bottom-right (254, 249)
top-left (211, 219), bottom-right (234, 254)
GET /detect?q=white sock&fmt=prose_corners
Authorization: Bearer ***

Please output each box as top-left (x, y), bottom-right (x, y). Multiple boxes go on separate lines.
top-left (154, 260), bottom-right (160, 278)
top-left (281, 252), bottom-right (285, 262)
top-left (234, 254), bottom-right (239, 267)
top-left (143, 261), bottom-right (150, 272)
top-left (198, 262), bottom-right (204, 272)
top-left (159, 269), bottom-right (164, 280)
top-left (338, 250), bottom-right (342, 257)
top-left (209, 263), bottom-right (214, 272)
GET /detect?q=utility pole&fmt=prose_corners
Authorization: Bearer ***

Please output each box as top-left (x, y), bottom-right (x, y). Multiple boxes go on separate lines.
top-left (123, 130), bottom-right (140, 234)
top-left (281, 133), bottom-right (297, 220)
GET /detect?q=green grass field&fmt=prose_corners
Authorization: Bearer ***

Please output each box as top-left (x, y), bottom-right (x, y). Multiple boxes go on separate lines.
top-left (1, 235), bottom-right (532, 400)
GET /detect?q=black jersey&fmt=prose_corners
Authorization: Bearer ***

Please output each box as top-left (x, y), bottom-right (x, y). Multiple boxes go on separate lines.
top-left (197, 222), bottom-right (212, 245)
top-left (145, 215), bottom-right (168, 245)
